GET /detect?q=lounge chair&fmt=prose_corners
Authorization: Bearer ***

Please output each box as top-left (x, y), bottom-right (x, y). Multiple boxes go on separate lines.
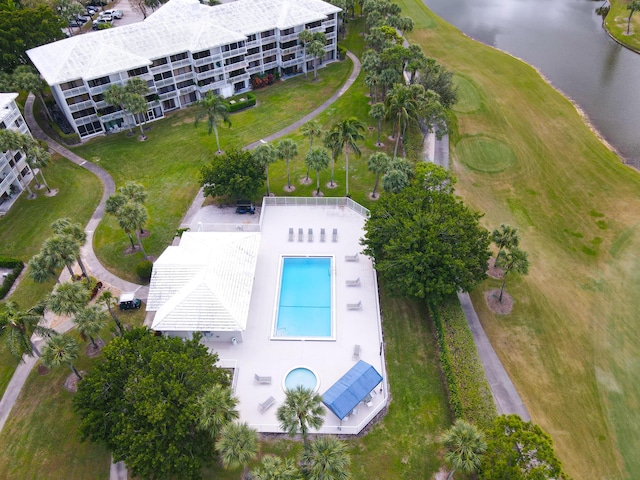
top-left (347, 300), bottom-right (362, 310)
top-left (298, 228), bottom-right (303, 242)
top-left (320, 228), bottom-right (326, 242)
top-left (258, 396), bottom-right (276, 413)
top-left (332, 228), bottom-right (338, 242)
top-left (353, 344), bottom-right (361, 360)
top-left (345, 253), bottom-right (359, 262)
top-left (254, 374), bottom-right (272, 384)
top-left (346, 277), bottom-right (360, 287)
top-left (288, 227), bottom-right (293, 241)
top-left (308, 228), bottom-right (313, 242)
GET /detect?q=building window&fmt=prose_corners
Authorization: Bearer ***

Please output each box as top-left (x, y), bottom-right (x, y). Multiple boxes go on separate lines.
top-left (87, 76), bottom-right (111, 88)
top-left (262, 43), bottom-right (276, 52)
top-left (13, 152), bottom-right (22, 162)
top-left (158, 85), bottom-right (177, 95)
top-left (162, 98), bottom-right (177, 110)
top-left (9, 159), bottom-right (15, 168)
top-left (92, 93), bottom-right (104, 103)
top-left (97, 105), bottom-right (119, 116)
top-left (282, 27), bottom-right (295, 35)
top-left (326, 26), bottom-right (335, 33)
top-left (247, 34), bottom-right (256, 42)
top-left (306, 20), bottom-right (322, 29)
top-left (127, 66), bottom-right (149, 77)
top-left (14, 118), bottom-right (23, 128)
top-left (283, 54), bottom-right (295, 62)
top-left (327, 14), bottom-right (335, 20)
top-left (154, 71), bottom-right (173, 81)
top-left (263, 55), bottom-right (276, 64)
top-left (197, 77), bottom-right (216, 87)
top-left (77, 121), bottom-right (102, 137)
top-left (247, 47), bottom-right (260, 55)
top-left (222, 41), bottom-right (245, 52)
top-left (66, 93), bottom-right (90, 106)
top-left (72, 107), bottom-right (97, 119)
top-left (173, 66), bottom-right (193, 76)
top-left (151, 57), bottom-right (168, 67)
top-left (228, 68), bottom-right (246, 78)
top-left (0, 121), bottom-right (5, 129)
top-left (176, 79), bottom-right (195, 89)
top-left (224, 55), bottom-right (245, 66)
top-left (261, 30), bottom-right (275, 38)
top-left (60, 79), bottom-right (84, 91)
top-left (170, 52), bottom-right (188, 62)
top-left (196, 64), bottom-right (214, 74)
top-left (21, 166), bottom-right (30, 177)
top-left (280, 40), bottom-right (297, 49)
top-left (192, 50), bottom-right (211, 60)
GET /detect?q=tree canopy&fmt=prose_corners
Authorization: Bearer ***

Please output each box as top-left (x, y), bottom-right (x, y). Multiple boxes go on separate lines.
top-left (480, 415), bottom-right (570, 480)
top-left (200, 148), bottom-right (265, 201)
top-left (361, 163), bottom-right (491, 303)
top-left (73, 328), bottom-right (230, 480)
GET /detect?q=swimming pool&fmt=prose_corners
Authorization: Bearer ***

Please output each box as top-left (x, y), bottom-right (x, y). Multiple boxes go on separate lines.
top-left (283, 366), bottom-right (320, 393)
top-left (273, 256), bottom-right (334, 339)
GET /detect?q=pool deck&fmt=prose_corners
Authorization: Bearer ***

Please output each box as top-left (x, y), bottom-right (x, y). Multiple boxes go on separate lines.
top-left (196, 200), bottom-right (388, 434)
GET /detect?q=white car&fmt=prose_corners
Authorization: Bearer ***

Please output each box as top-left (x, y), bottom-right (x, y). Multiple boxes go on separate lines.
top-left (102, 9), bottom-right (123, 19)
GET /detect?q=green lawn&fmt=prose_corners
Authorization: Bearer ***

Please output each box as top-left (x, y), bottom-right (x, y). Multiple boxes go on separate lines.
top-left (605, 0), bottom-right (640, 52)
top-left (398, 0), bottom-right (640, 477)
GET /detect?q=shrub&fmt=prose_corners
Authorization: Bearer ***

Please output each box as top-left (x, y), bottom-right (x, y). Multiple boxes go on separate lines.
top-left (225, 92), bottom-right (257, 113)
top-left (136, 260), bottom-right (153, 282)
top-left (0, 257), bottom-right (24, 300)
top-left (430, 295), bottom-right (497, 428)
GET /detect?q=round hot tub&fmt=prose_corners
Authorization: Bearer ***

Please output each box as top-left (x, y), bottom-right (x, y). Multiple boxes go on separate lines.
top-left (283, 366), bottom-right (320, 393)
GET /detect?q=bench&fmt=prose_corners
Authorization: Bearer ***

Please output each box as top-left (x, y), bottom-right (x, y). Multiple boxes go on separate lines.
top-left (347, 301), bottom-right (362, 310)
top-left (258, 396), bottom-right (276, 413)
top-left (288, 227), bottom-right (293, 241)
top-left (353, 344), bottom-right (361, 360)
top-left (345, 253), bottom-right (359, 262)
top-left (254, 374), bottom-right (272, 384)
top-left (298, 228), bottom-right (303, 242)
top-left (320, 228), bottom-right (325, 242)
top-left (308, 228), bottom-right (313, 242)
top-left (346, 278), bottom-right (360, 287)
top-left (332, 228), bottom-right (338, 242)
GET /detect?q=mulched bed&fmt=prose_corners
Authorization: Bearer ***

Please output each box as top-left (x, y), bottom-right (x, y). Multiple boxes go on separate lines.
top-left (85, 339), bottom-right (105, 358)
top-left (487, 257), bottom-right (505, 279)
top-left (485, 289), bottom-right (513, 315)
top-left (63, 371), bottom-right (86, 393)
top-left (37, 365), bottom-right (50, 376)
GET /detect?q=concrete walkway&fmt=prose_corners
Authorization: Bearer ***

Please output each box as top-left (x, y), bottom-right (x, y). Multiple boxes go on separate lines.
top-left (429, 132), bottom-right (530, 419)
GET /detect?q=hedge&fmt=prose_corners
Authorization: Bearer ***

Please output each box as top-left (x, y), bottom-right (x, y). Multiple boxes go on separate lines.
top-left (225, 92), bottom-right (257, 113)
top-left (0, 257), bottom-right (25, 300)
top-left (429, 295), bottom-right (497, 428)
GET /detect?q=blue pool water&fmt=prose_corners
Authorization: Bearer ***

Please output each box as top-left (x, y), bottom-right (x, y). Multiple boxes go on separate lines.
top-left (275, 257), bottom-right (332, 337)
top-left (284, 367), bottom-right (319, 392)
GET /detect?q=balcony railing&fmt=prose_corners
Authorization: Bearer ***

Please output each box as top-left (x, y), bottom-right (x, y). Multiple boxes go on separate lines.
top-left (62, 85), bottom-right (89, 98)
top-left (68, 100), bottom-right (94, 112)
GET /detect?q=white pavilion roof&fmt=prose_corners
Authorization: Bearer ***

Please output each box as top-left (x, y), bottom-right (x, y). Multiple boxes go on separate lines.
top-left (0, 93), bottom-right (18, 123)
top-left (26, 0), bottom-right (340, 86)
top-left (148, 231), bottom-right (260, 332)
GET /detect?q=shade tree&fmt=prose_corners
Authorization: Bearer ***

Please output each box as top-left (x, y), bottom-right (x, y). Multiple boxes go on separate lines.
top-left (417, 58), bottom-right (458, 109)
top-left (200, 148), bottom-right (265, 200)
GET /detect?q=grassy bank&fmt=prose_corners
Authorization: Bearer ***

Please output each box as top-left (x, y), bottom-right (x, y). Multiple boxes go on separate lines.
top-left (399, 0), bottom-right (640, 477)
top-left (605, 0), bottom-right (640, 52)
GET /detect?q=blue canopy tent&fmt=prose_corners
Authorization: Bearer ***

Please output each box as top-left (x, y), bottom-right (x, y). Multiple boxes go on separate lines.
top-left (322, 360), bottom-right (383, 420)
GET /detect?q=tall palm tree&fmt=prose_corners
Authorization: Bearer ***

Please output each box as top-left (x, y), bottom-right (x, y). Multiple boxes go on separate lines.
top-left (195, 91), bottom-right (231, 154)
top-left (51, 218), bottom-right (89, 277)
top-left (216, 422), bottom-right (259, 471)
top-left (98, 291), bottom-right (123, 335)
top-left (276, 385), bottom-right (326, 447)
top-left (495, 246), bottom-right (530, 302)
top-left (301, 120), bottom-right (323, 182)
top-left (28, 252), bottom-right (60, 284)
top-left (107, 199), bottom-right (149, 257)
top-left (41, 333), bottom-right (82, 380)
top-left (385, 83), bottom-right (422, 159)
top-left (47, 281), bottom-right (89, 317)
top-left (251, 455), bottom-right (301, 480)
top-left (276, 139), bottom-right (298, 190)
top-left (104, 85), bottom-right (132, 134)
top-left (74, 305), bottom-right (107, 349)
top-left (491, 224), bottom-right (520, 260)
top-left (196, 384), bottom-right (239, 440)
top-left (0, 301), bottom-right (53, 359)
top-left (369, 102), bottom-right (386, 146)
top-left (42, 234), bottom-right (83, 279)
top-left (305, 147), bottom-right (331, 196)
top-left (298, 29), bottom-right (315, 78)
top-left (252, 143), bottom-right (278, 196)
top-left (127, 93), bottom-right (149, 137)
top-left (628, 0), bottom-right (640, 34)
top-left (302, 436), bottom-right (350, 480)
top-left (307, 40), bottom-right (326, 81)
top-left (441, 419), bottom-right (486, 480)
top-left (328, 118), bottom-right (365, 196)
top-left (323, 131), bottom-right (341, 187)
top-left (367, 152), bottom-right (390, 198)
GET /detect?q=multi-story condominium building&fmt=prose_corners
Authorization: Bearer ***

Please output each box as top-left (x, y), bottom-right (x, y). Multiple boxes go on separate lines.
top-left (27, 0), bottom-right (341, 140)
top-left (0, 93), bottom-right (35, 215)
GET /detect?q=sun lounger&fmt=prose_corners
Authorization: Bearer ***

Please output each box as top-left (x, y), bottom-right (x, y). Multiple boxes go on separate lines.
top-left (347, 300), bottom-right (362, 310)
top-left (308, 228), bottom-right (313, 242)
top-left (346, 277), bottom-right (360, 287)
top-left (353, 344), bottom-right (361, 360)
top-left (254, 374), bottom-right (272, 384)
top-left (332, 228), bottom-right (338, 242)
top-left (298, 228), bottom-right (303, 242)
top-left (258, 395), bottom-right (276, 413)
top-left (288, 227), bottom-right (293, 241)
top-left (320, 228), bottom-right (325, 242)
top-left (345, 253), bottom-right (359, 262)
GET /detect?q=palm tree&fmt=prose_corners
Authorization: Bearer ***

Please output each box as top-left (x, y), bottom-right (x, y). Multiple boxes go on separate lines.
top-left (28, 252), bottom-right (60, 284)
top-left (307, 40), bottom-right (326, 81)
top-left (12, 65), bottom-right (52, 121)
top-left (276, 385), bottom-right (326, 447)
top-left (103, 85), bottom-right (132, 134)
top-left (298, 29), bottom-right (315, 78)
top-left (41, 333), bottom-right (82, 380)
top-left (328, 118), bottom-right (365, 196)
top-left (196, 384), bottom-right (239, 440)
top-left (491, 224), bottom-right (520, 260)
top-left (252, 143), bottom-right (278, 196)
top-left (276, 139), bottom-right (298, 191)
top-left (195, 91), bottom-right (231, 154)
top-left (628, 0), bottom-right (640, 34)
top-left (126, 93), bottom-right (149, 137)
top-left (107, 199), bottom-right (149, 257)
top-left (305, 147), bottom-right (331, 196)
top-left (369, 102), bottom-right (386, 146)
top-left (74, 305), bottom-right (107, 349)
top-left (0, 301), bottom-right (53, 359)
top-left (382, 168), bottom-right (409, 194)
top-left (251, 455), bottom-right (301, 480)
top-left (441, 419), bottom-right (486, 480)
top-left (364, 72), bottom-right (380, 103)
top-left (323, 131), bottom-right (341, 187)
top-left (51, 219), bottom-right (89, 277)
top-left (495, 246), bottom-right (530, 302)
top-left (301, 120), bottom-right (323, 181)
top-left (42, 234), bottom-right (83, 279)
top-left (385, 84), bottom-right (422, 159)
top-left (98, 291), bottom-right (124, 335)
top-left (47, 281), bottom-right (89, 317)
top-left (302, 436), bottom-right (351, 480)
top-left (367, 152), bottom-right (390, 198)
top-left (216, 422), bottom-right (259, 471)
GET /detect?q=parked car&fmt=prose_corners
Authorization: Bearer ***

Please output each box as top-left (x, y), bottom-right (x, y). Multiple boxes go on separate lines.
top-left (75, 14), bottom-right (90, 23)
top-left (103, 9), bottom-right (123, 19)
top-left (235, 200), bottom-right (255, 214)
top-left (68, 19), bottom-right (83, 27)
top-left (92, 18), bottom-right (112, 29)
top-left (86, 6), bottom-right (99, 15)
top-left (98, 12), bottom-right (113, 21)
top-left (119, 293), bottom-right (141, 310)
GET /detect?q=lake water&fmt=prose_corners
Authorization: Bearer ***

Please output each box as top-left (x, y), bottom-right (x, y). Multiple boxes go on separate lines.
top-left (422, 0), bottom-right (640, 168)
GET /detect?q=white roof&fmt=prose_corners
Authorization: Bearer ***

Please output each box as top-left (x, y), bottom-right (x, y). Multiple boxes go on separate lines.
top-left (27, 0), bottom-right (340, 85)
top-left (0, 93), bottom-right (18, 123)
top-left (148, 231), bottom-right (260, 332)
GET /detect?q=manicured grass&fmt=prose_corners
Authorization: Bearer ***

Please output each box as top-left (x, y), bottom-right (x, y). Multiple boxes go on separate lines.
top-left (455, 135), bottom-right (516, 173)
top-left (605, 0), bottom-right (640, 52)
top-left (399, 0), bottom-right (640, 477)
top-left (451, 75), bottom-right (482, 114)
